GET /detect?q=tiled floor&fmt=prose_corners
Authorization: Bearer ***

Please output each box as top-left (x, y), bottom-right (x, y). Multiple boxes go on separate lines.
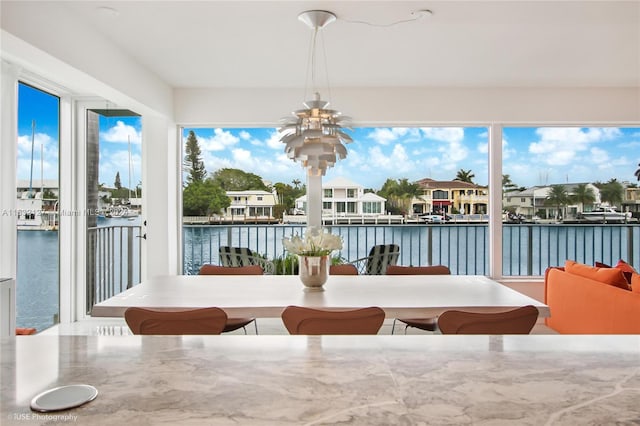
top-left (37, 317), bottom-right (557, 336)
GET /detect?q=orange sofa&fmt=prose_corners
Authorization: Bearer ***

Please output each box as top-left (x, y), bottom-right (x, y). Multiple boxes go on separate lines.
top-left (545, 267), bottom-right (640, 334)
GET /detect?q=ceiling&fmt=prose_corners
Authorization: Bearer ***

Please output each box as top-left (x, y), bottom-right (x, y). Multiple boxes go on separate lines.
top-left (3, 1), bottom-right (640, 90)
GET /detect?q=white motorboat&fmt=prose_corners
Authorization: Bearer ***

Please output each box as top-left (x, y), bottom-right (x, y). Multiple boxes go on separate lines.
top-left (577, 207), bottom-right (632, 223)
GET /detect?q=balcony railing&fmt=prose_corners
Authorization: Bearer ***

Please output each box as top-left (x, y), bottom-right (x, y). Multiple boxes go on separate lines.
top-left (182, 223), bottom-right (640, 276)
top-left (87, 224), bottom-right (142, 313)
top-left (86, 223), bottom-right (639, 312)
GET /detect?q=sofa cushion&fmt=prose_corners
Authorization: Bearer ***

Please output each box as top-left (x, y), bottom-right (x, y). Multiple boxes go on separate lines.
top-left (565, 260), bottom-right (630, 290)
top-left (631, 273), bottom-right (640, 294)
top-left (616, 259), bottom-right (637, 283)
top-left (595, 259), bottom-right (636, 284)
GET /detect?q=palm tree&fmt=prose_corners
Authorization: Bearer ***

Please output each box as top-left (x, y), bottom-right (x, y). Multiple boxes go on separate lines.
top-left (292, 179), bottom-right (301, 189)
top-left (395, 178), bottom-right (422, 216)
top-left (571, 184), bottom-right (596, 213)
top-left (377, 178), bottom-right (422, 216)
top-left (545, 185), bottom-right (570, 220)
top-left (598, 178), bottom-right (624, 208)
top-left (635, 163), bottom-right (640, 181)
top-left (502, 174), bottom-right (519, 193)
top-left (455, 169), bottom-right (475, 183)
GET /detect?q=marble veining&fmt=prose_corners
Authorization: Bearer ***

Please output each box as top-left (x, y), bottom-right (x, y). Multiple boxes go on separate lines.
top-left (2, 335), bottom-right (639, 425)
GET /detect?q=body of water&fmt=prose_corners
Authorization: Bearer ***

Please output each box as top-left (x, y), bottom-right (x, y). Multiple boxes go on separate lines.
top-left (17, 229), bottom-right (59, 331)
top-left (16, 216), bottom-right (141, 332)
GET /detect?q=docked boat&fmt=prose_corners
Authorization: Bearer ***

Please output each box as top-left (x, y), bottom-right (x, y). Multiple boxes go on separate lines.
top-left (105, 206), bottom-right (139, 219)
top-left (576, 207), bottom-right (632, 223)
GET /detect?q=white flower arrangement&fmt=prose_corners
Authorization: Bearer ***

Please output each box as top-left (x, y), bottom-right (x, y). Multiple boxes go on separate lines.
top-left (282, 227), bottom-right (343, 257)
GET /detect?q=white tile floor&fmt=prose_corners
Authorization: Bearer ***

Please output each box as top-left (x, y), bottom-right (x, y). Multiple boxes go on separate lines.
top-left (36, 317), bottom-right (557, 336)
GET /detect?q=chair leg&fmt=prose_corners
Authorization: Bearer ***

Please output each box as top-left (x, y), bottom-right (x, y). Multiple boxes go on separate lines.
top-left (253, 320), bottom-right (258, 335)
top-left (242, 326), bottom-right (247, 335)
top-left (391, 319), bottom-right (397, 335)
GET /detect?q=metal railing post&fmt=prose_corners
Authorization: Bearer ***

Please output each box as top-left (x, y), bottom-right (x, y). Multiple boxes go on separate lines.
top-left (127, 228), bottom-right (133, 289)
top-left (527, 225), bottom-right (533, 276)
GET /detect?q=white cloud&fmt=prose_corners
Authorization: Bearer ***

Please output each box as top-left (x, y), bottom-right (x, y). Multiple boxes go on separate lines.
top-left (420, 127), bottom-right (464, 143)
top-left (16, 132), bottom-right (59, 180)
top-left (589, 147), bottom-right (610, 164)
top-left (99, 149), bottom-right (141, 187)
top-left (239, 131), bottom-right (251, 140)
top-left (201, 128), bottom-right (240, 151)
top-left (231, 148), bottom-right (253, 167)
top-left (529, 127), bottom-right (622, 167)
top-left (101, 121), bottom-right (141, 144)
top-left (618, 140), bottom-right (640, 149)
top-left (366, 127), bottom-right (411, 145)
top-left (265, 131), bottom-right (282, 150)
top-left (502, 138), bottom-right (516, 160)
top-left (437, 140), bottom-right (468, 163)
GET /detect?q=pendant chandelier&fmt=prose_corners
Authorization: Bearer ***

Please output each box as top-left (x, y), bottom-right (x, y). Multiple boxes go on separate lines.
top-left (279, 10), bottom-right (352, 177)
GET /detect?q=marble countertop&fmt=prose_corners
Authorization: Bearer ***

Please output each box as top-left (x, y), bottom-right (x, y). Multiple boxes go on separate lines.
top-left (2, 335), bottom-right (639, 425)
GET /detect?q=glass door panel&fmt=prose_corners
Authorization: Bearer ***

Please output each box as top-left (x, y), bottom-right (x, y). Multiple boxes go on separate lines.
top-left (85, 109), bottom-right (142, 314)
top-left (16, 82), bottom-right (60, 332)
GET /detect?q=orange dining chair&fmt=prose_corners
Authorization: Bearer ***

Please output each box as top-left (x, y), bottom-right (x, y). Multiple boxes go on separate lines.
top-left (329, 264), bottom-right (359, 275)
top-left (386, 264), bottom-right (451, 334)
top-left (281, 305), bottom-right (385, 335)
top-left (198, 264), bottom-right (262, 334)
top-left (437, 305), bottom-right (539, 334)
top-left (199, 264), bottom-right (264, 275)
top-left (124, 307), bottom-right (228, 335)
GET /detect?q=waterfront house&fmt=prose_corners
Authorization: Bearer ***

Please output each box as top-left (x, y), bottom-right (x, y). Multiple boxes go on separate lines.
top-left (414, 178), bottom-right (488, 216)
top-left (504, 183), bottom-right (601, 220)
top-left (15, 179), bottom-right (58, 229)
top-left (293, 177), bottom-right (387, 218)
top-left (623, 186), bottom-right (640, 217)
top-left (224, 189), bottom-right (278, 221)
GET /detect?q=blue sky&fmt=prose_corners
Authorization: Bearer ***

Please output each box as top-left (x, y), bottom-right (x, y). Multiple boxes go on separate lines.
top-left (17, 83), bottom-right (141, 189)
top-left (184, 126), bottom-right (640, 189)
top-left (16, 83), bottom-right (640, 190)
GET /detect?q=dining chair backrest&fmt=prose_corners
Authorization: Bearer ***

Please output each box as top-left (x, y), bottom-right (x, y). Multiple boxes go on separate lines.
top-left (124, 307), bottom-right (228, 335)
top-left (218, 246), bottom-right (275, 274)
top-left (366, 244), bottom-right (400, 275)
top-left (198, 264), bottom-right (264, 275)
top-left (437, 305), bottom-right (539, 334)
top-left (219, 246), bottom-right (255, 267)
top-left (281, 306), bottom-right (385, 335)
top-left (386, 265), bottom-right (451, 275)
top-left (329, 264), bottom-right (359, 275)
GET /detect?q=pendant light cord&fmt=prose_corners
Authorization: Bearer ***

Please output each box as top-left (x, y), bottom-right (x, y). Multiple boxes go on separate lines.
top-left (340, 10), bottom-right (432, 28)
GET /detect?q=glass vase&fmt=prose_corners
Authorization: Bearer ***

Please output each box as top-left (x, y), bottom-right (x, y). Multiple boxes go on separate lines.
top-left (299, 255), bottom-right (329, 292)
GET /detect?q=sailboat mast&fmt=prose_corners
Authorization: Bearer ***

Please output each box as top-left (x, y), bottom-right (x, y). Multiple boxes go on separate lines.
top-left (40, 142), bottom-right (44, 196)
top-left (128, 135), bottom-right (133, 201)
top-left (28, 120), bottom-right (35, 198)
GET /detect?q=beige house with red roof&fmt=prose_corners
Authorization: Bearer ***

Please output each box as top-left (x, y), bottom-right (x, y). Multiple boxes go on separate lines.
top-left (414, 178), bottom-right (489, 215)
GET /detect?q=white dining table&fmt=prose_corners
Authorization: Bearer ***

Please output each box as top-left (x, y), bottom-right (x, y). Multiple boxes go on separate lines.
top-left (91, 274), bottom-right (549, 319)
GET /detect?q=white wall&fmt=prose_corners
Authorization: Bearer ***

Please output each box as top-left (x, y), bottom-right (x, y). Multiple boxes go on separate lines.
top-left (0, 62), bottom-right (19, 280)
top-left (174, 87), bottom-right (640, 126)
top-left (141, 116), bottom-right (180, 279)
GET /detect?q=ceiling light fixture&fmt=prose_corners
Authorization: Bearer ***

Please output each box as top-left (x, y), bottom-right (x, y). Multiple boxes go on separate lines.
top-left (278, 10), bottom-right (352, 178)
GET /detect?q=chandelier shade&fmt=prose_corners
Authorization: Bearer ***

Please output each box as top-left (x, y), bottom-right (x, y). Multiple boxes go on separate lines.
top-left (278, 10), bottom-right (352, 176)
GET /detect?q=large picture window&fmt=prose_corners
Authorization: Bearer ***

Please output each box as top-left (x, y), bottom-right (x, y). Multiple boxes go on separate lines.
top-left (180, 126), bottom-right (489, 275)
top-left (502, 127), bottom-right (640, 275)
